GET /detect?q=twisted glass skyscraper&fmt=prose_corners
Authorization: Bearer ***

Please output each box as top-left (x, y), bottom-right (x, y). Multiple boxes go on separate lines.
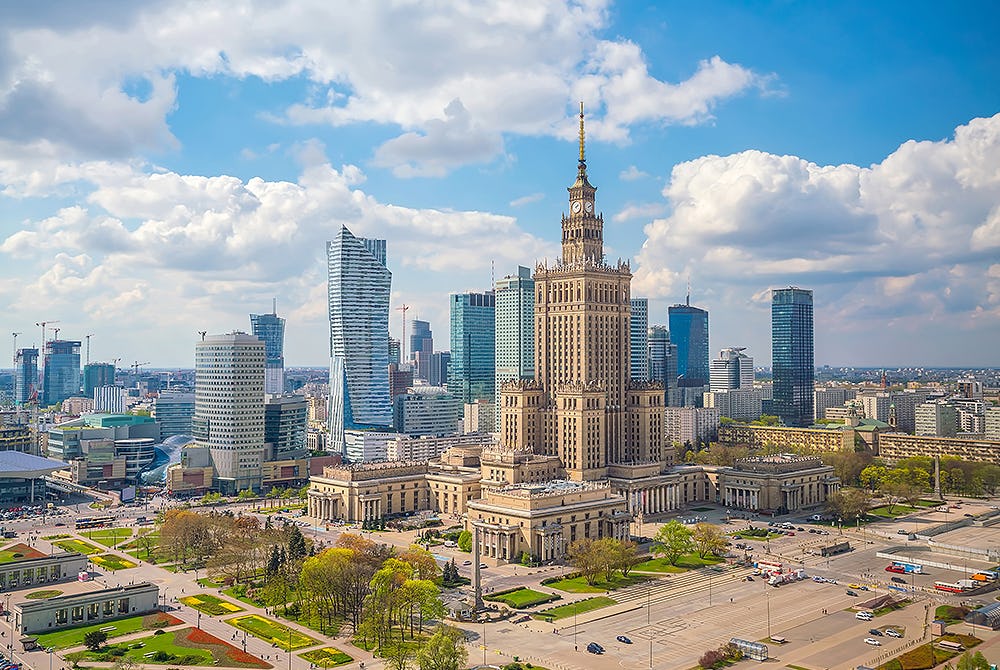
top-left (327, 226), bottom-right (392, 456)
top-left (771, 287), bottom-right (814, 427)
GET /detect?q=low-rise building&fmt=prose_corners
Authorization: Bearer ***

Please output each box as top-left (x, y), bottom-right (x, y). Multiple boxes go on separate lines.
top-left (386, 432), bottom-right (493, 462)
top-left (717, 454), bottom-right (839, 514)
top-left (878, 433), bottom-right (1000, 465)
top-left (0, 552), bottom-right (89, 590)
top-left (718, 423), bottom-right (858, 452)
top-left (14, 582), bottom-right (159, 634)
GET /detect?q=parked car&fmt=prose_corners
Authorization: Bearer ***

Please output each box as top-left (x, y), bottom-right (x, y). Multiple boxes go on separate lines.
top-left (891, 576), bottom-right (907, 584)
top-left (886, 629), bottom-right (903, 638)
top-left (616, 635), bottom-right (632, 644)
top-left (846, 590), bottom-right (858, 596)
top-left (864, 638), bottom-right (881, 646)
top-left (462, 560), bottom-right (472, 565)
top-left (587, 642), bottom-right (605, 654)
top-left (869, 628), bottom-right (883, 636)
top-left (479, 563), bottom-right (488, 569)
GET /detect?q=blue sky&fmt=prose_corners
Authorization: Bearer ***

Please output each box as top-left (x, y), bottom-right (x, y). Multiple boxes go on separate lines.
top-left (1, 1), bottom-right (999, 368)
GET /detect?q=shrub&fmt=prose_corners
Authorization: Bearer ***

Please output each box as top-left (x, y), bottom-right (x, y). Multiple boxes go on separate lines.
top-left (699, 649), bottom-right (724, 668)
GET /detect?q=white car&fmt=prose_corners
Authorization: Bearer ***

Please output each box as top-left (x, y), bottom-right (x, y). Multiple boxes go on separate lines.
top-left (886, 629), bottom-right (903, 638)
top-left (864, 638), bottom-right (881, 646)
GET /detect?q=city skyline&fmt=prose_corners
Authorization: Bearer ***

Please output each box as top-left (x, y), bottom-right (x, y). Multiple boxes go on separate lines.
top-left (1, 3), bottom-right (999, 367)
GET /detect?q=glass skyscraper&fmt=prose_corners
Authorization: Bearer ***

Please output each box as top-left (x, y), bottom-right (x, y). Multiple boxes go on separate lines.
top-left (327, 225), bottom-right (392, 455)
top-left (629, 297), bottom-right (649, 382)
top-left (449, 290), bottom-right (495, 405)
top-left (250, 305), bottom-right (286, 395)
top-left (42, 340), bottom-right (81, 406)
top-left (14, 348), bottom-right (38, 406)
top-left (648, 326), bottom-right (679, 406)
top-left (409, 319), bottom-right (433, 381)
top-left (771, 287), bottom-right (814, 427)
top-left (83, 362), bottom-right (116, 397)
top-left (668, 301), bottom-right (709, 389)
top-left (495, 266), bottom-right (534, 430)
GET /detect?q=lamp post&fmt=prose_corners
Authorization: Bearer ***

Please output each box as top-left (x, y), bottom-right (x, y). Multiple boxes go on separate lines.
top-left (574, 608), bottom-right (578, 652)
top-left (288, 629), bottom-right (292, 670)
top-left (48, 646), bottom-right (54, 670)
top-left (765, 584), bottom-right (771, 640)
top-left (647, 582), bottom-right (652, 670)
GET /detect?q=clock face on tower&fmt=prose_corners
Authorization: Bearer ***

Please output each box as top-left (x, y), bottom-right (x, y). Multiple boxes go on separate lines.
top-left (584, 201), bottom-right (593, 213)
top-left (572, 201), bottom-right (582, 213)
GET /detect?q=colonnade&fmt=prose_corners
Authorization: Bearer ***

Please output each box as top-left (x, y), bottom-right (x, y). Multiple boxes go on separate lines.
top-left (627, 483), bottom-right (681, 516)
top-left (725, 486), bottom-right (760, 510)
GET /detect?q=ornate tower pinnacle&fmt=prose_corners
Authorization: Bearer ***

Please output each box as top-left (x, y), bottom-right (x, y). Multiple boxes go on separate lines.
top-left (563, 102), bottom-right (601, 264)
top-left (579, 101), bottom-right (586, 165)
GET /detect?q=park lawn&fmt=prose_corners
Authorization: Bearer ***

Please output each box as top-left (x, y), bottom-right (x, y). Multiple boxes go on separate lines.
top-left (224, 584), bottom-right (268, 608)
top-left (91, 554), bottom-right (138, 570)
top-left (197, 576), bottom-right (227, 589)
top-left (867, 504), bottom-right (924, 519)
top-left (878, 636), bottom-right (978, 670)
top-left (65, 627), bottom-right (269, 668)
top-left (352, 632), bottom-right (429, 657)
top-left (299, 647), bottom-right (354, 668)
top-left (533, 596), bottom-right (616, 621)
top-left (277, 606), bottom-right (343, 637)
top-left (873, 599), bottom-right (912, 617)
top-left (545, 573), bottom-right (648, 593)
top-left (53, 538), bottom-right (102, 555)
top-left (226, 613), bottom-right (318, 650)
top-left (42, 534), bottom-right (72, 540)
top-left (181, 593), bottom-right (245, 616)
top-left (633, 553), bottom-right (724, 573)
top-left (0, 543), bottom-right (46, 563)
top-left (25, 589), bottom-right (63, 599)
top-left (34, 612), bottom-right (183, 650)
top-left (934, 605), bottom-right (969, 624)
top-left (485, 588), bottom-right (559, 608)
top-left (82, 528), bottom-right (133, 548)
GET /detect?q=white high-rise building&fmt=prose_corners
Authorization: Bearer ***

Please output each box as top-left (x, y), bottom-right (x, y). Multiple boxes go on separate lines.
top-left (703, 389), bottom-right (763, 422)
top-left (709, 347), bottom-right (754, 392)
top-left (986, 407), bottom-right (1000, 441)
top-left (327, 226), bottom-right (393, 456)
top-left (92, 386), bottom-right (124, 413)
top-left (494, 266), bottom-right (534, 431)
top-left (814, 387), bottom-right (857, 421)
top-left (192, 332), bottom-right (266, 494)
top-left (915, 401), bottom-right (958, 438)
top-left (664, 406), bottom-right (721, 448)
top-left (630, 297), bottom-right (649, 382)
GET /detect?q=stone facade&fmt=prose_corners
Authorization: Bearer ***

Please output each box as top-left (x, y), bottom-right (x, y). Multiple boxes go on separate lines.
top-left (717, 454), bottom-right (840, 513)
top-left (0, 552), bottom-right (88, 590)
top-left (14, 582), bottom-right (159, 634)
top-left (718, 423), bottom-right (857, 452)
top-left (878, 433), bottom-right (1000, 465)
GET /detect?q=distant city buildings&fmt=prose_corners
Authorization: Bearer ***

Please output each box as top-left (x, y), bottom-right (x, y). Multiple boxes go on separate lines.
top-left (92, 386), bottom-right (124, 413)
top-left (152, 390), bottom-right (195, 438)
top-left (393, 387), bottom-right (462, 437)
top-left (42, 340), bottom-right (81, 407)
top-left (409, 319), bottom-right (434, 381)
top-left (449, 290), bottom-right (495, 405)
top-left (327, 226), bottom-right (393, 455)
top-left (14, 348), bottom-right (38, 406)
top-left (264, 394), bottom-right (308, 460)
top-left (709, 347), bottom-right (754, 391)
top-left (83, 363), bottom-right (115, 398)
top-left (915, 401), bottom-right (958, 438)
top-left (771, 287), bottom-right (814, 427)
top-left (250, 304), bottom-right (286, 395)
top-left (648, 326), bottom-right (679, 406)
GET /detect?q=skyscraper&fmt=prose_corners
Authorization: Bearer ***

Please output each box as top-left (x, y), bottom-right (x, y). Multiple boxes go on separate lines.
top-left (152, 390), bottom-right (195, 438)
top-left (250, 303), bottom-right (286, 395)
top-left (771, 287), bottom-right (814, 427)
top-left (668, 299), bottom-right (709, 389)
top-left (409, 320), bottom-right (434, 381)
top-left (327, 226), bottom-right (392, 455)
top-left (83, 362), bottom-right (116, 397)
top-left (709, 347), bottom-right (754, 391)
top-left (264, 394), bottom-right (308, 460)
top-left (648, 326), bottom-right (679, 406)
top-left (494, 266), bottom-right (534, 430)
top-left (192, 332), bottom-right (266, 494)
top-left (630, 297), bottom-right (649, 382)
top-left (42, 340), bottom-right (81, 406)
top-left (449, 291), bottom-right (495, 405)
top-left (14, 348), bottom-right (38, 406)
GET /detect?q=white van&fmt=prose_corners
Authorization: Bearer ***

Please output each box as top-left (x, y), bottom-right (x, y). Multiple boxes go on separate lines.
top-left (856, 611), bottom-right (873, 621)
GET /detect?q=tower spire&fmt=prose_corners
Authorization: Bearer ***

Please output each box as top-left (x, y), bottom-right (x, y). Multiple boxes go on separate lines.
top-left (578, 101), bottom-right (585, 166)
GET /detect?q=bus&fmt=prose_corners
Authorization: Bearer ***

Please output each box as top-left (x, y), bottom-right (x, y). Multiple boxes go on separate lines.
top-left (75, 516), bottom-right (114, 529)
top-left (755, 560), bottom-right (783, 574)
top-left (971, 571), bottom-right (997, 582)
top-left (892, 561), bottom-right (923, 574)
top-left (933, 581), bottom-right (967, 593)
top-left (938, 640), bottom-right (964, 652)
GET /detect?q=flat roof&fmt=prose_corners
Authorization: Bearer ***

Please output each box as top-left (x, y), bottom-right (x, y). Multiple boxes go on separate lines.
top-left (0, 451), bottom-right (67, 479)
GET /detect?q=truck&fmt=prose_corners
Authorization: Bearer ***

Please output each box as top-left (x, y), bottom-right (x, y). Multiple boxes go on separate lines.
top-left (768, 569), bottom-right (807, 586)
top-left (956, 579), bottom-right (979, 590)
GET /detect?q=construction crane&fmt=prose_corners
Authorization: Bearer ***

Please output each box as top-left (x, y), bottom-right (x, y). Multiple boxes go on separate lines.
top-left (132, 361), bottom-right (150, 375)
top-left (85, 334), bottom-right (95, 365)
top-left (52, 327), bottom-right (61, 341)
top-left (35, 320), bottom-right (60, 350)
top-left (396, 304), bottom-right (410, 363)
top-left (111, 357), bottom-right (121, 368)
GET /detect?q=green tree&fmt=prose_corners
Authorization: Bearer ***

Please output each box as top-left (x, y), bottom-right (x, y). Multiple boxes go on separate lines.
top-left (84, 630), bottom-right (108, 651)
top-left (237, 488), bottom-right (257, 500)
top-left (416, 625), bottom-right (468, 670)
top-left (956, 650), bottom-right (989, 670)
top-left (566, 538), bottom-right (603, 585)
top-left (691, 523), bottom-right (728, 559)
top-left (288, 525), bottom-right (308, 562)
top-left (384, 641), bottom-right (413, 670)
top-left (859, 464), bottom-right (889, 493)
top-left (652, 520), bottom-right (694, 566)
top-left (457, 530), bottom-right (472, 552)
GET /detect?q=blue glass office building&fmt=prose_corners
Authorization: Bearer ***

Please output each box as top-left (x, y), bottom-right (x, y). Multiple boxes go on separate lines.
top-left (771, 287), bottom-right (814, 427)
top-left (668, 303), bottom-right (709, 389)
top-left (42, 340), bottom-right (81, 406)
top-left (14, 348), bottom-right (38, 406)
top-left (327, 226), bottom-right (392, 455)
top-left (250, 308), bottom-right (286, 394)
top-left (449, 291), bottom-right (495, 404)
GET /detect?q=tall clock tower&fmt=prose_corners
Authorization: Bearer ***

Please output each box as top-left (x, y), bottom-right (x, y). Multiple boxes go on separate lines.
top-left (561, 102), bottom-right (603, 265)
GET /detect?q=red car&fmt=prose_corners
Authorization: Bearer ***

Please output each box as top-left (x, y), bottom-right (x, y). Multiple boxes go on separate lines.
top-left (885, 565), bottom-right (905, 573)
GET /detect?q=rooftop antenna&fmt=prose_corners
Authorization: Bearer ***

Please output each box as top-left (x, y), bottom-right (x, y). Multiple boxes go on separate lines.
top-left (686, 277), bottom-right (691, 307)
top-left (198, 331), bottom-right (207, 341)
top-left (491, 259), bottom-right (495, 288)
top-left (272, 297), bottom-right (277, 316)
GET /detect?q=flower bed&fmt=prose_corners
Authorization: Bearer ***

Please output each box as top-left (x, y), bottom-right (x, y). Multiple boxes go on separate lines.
top-left (299, 647), bottom-right (354, 667)
top-left (181, 593), bottom-right (245, 616)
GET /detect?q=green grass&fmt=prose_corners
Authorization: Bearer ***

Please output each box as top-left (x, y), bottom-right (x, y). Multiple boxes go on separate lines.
top-left (34, 612), bottom-right (182, 650)
top-left (351, 632), bottom-right (430, 657)
top-left (484, 588), bottom-right (559, 608)
top-left (64, 627), bottom-right (269, 668)
top-left (42, 534), bottom-right (72, 540)
top-left (300, 647), bottom-right (354, 667)
top-left (877, 634), bottom-right (979, 670)
top-left (180, 593), bottom-right (245, 616)
top-left (90, 553), bottom-right (138, 570)
top-left (197, 576), bottom-right (226, 588)
top-left (0, 543), bottom-right (44, 563)
top-left (867, 504), bottom-right (923, 519)
top-left (533, 596), bottom-right (616, 621)
top-left (276, 605), bottom-right (343, 637)
top-left (545, 573), bottom-right (648, 593)
top-left (52, 538), bottom-right (102, 555)
top-left (632, 553), bottom-right (724, 573)
top-left (25, 589), bottom-right (63, 599)
top-left (873, 599), bottom-right (911, 617)
top-left (224, 584), bottom-right (268, 607)
top-left (934, 605), bottom-right (969, 623)
top-left (226, 614), bottom-right (319, 650)
top-left (81, 528), bottom-right (134, 548)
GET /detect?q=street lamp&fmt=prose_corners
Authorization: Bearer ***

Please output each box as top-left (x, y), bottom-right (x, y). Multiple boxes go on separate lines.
top-left (47, 646), bottom-right (54, 670)
top-left (647, 582), bottom-right (652, 670)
